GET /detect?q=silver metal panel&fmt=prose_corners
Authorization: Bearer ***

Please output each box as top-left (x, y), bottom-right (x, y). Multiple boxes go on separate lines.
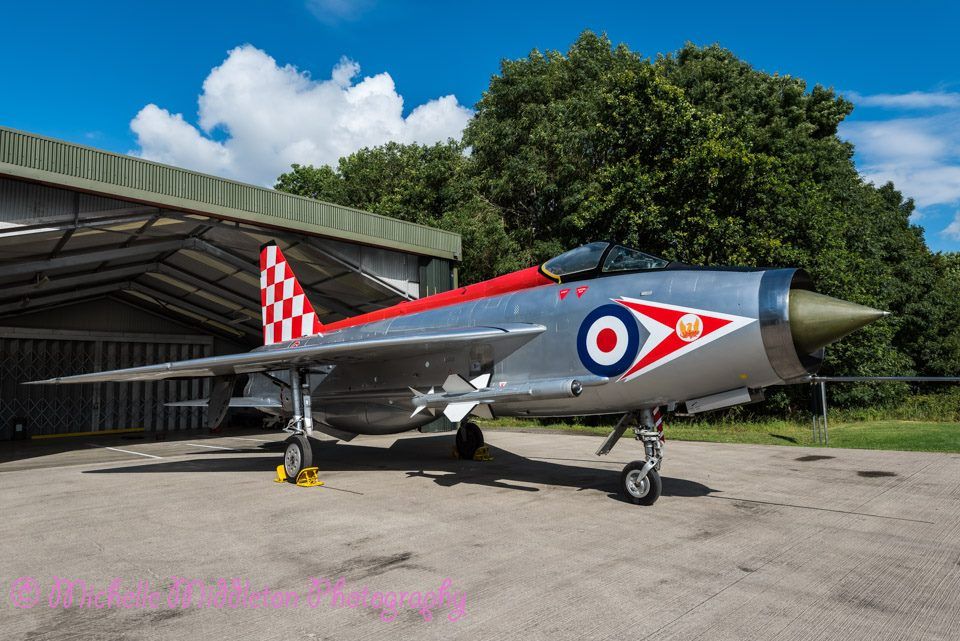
top-left (358, 246), bottom-right (420, 298)
top-left (0, 176), bottom-right (134, 224)
top-left (685, 387), bottom-right (753, 413)
top-left (758, 269), bottom-right (823, 381)
top-left (291, 267), bottom-right (786, 432)
top-left (419, 258), bottom-right (453, 297)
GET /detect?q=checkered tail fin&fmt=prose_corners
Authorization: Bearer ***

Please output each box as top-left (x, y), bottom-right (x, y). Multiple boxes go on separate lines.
top-left (259, 242), bottom-right (324, 345)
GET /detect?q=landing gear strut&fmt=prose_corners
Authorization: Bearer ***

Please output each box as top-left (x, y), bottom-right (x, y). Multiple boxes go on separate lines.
top-left (455, 421), bottom-right (484, 460)
top-left (282, 368), bottom-right (314, 483)
top-left (598, 408), bottom-right (665, 506)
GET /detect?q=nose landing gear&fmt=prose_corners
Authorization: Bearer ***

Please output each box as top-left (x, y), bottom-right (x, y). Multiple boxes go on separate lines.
top-left (598, 407), bottom-right (665, 505)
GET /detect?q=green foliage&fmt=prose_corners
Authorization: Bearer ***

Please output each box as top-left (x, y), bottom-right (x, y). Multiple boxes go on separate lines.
top-left (275, 141), bottom-right (522, 282)
top-left (831, 387), bottom-right (960, 422)
top-left (275, 31), bottom-right (960, 409)
top-left (479, 416), bottom-right (960, 452)
top-left (274, 163), bottom-right (343, 203)
top-left (463, 31), bottom-right (957, 408)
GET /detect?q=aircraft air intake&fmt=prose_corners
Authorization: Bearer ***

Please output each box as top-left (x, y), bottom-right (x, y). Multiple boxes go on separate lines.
top-left (759, 269), bottom-right (889, 382)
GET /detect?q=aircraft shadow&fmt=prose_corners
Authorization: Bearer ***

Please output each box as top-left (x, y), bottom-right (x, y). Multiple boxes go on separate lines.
top-left (83, 434), bottom-right (716, 501)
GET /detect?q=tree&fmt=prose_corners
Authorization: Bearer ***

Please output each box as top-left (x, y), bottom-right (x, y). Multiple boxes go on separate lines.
top-left (275, 141), bottom-right (522, 283)
top-left (276, 32), bottom-right (959, 408)
top-left (274, 164), bottom-right (343, 204)
top-left (463, 31), bottom-right (950, 406)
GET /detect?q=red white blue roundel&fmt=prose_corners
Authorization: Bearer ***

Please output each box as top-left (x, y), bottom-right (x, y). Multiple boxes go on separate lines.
top-left (577, 304), bottom-right (641, 377)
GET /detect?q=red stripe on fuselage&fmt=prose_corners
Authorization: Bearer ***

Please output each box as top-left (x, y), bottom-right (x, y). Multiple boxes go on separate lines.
top-left (321, 266), bottom-right (554, 333)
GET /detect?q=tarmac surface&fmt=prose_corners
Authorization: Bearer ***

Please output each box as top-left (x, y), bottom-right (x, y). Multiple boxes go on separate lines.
top-left (1, 428), bottom-right (959, 641)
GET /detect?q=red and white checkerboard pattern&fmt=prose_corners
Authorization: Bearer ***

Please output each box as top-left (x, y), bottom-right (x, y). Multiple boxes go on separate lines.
top-left (260, 243), bottom-right (324, 345)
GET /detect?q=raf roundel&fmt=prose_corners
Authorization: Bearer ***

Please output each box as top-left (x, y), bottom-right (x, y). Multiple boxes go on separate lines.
top-left (577, 304), bottom-right (641, 377)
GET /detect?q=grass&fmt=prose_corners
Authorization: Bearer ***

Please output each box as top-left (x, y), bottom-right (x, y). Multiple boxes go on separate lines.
top-left (477, 417), bottom-right (960, 453)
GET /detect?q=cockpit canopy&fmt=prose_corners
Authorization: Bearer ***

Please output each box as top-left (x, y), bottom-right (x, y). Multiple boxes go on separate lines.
top-left (541, 242), bottom-right (670, 283)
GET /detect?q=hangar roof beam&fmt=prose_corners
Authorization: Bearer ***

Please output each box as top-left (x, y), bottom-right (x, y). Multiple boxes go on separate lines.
top-left (183, 237), bottom-right (362, 318)
top-left (141, 271), bottom-right (260, 323)
top-left (0, 208), bottom-right (161, 239)
top-left (125, 283), bottom-right (261, 340)
top-left (0, 238), bottom-right (185, 278)
top-left (0, 282), bottom-right (131, 316)
top-left (303, 238), bottom-right (415, 302)
top-left (150, 264), bottom-right (260, 318)
top-left (0, 127), bottom-right (461, 345)
top-left (0, 262), bottom-right (157, 301)
top-left (159, 216), bottom-right (412, 307)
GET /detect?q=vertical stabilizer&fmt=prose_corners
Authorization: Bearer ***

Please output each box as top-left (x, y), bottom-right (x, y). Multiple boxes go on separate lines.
top-left (259, 242), bottom-right (324, 345)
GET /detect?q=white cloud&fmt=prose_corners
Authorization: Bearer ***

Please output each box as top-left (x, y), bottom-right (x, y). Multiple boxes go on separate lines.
top-left (130, 45), bottom-right (472, 185)
top-left (306, 0), bottom-right (372, 25)
top-left (131, 105), bottom-right (234, 174)
top-left (841, 118), bottom-right (946, 161)
top-left (845, 90), bottom-right (960, 110)
top-left (840, 111), bottom-right (960, 210)
top-left (942, 212), bottom-right (960, 240)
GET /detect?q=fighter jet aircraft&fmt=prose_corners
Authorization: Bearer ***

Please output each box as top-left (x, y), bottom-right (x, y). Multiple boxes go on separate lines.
top-left (29, 241), bottom-right (887, 505)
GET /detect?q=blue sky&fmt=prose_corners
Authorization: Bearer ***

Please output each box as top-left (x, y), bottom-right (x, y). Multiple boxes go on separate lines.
top-left (1, 1), bottom-right (958, 251)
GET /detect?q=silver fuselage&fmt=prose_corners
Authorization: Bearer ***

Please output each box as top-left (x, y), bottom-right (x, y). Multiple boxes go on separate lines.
top-left (246, 267), bottom-right (816, 434)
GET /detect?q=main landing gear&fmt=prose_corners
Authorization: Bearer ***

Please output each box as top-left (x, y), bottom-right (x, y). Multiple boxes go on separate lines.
top-left (282, 368), bottom-right (315, 483)
top-left (455, 421), bottom-right (484, 460)
top-left (284, 433), bottom-right (313, 480)
top-left (597, 407), bottom-right (665, 506)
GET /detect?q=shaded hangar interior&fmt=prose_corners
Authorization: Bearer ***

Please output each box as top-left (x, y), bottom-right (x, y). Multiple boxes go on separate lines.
top-left (0, 127), bottom-right (460, 438)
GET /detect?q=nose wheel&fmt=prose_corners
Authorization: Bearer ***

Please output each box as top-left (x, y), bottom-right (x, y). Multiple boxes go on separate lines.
top-left (621, 461), bottom-right (662, 505)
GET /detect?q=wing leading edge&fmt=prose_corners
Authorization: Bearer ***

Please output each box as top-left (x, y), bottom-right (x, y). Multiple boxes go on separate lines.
top-left (26, 323), bottom-right (545, 385)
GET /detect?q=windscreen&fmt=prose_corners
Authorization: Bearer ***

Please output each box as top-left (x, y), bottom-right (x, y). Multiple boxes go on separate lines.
top-left (542, 242), bottom-right (609, 277)
top-left (601, 245), bottom-right (669, 272)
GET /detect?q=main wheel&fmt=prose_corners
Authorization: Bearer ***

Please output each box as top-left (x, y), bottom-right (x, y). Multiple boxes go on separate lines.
top-left (455, 422), bottom-right (484, 460)
top-left (283, 434), bottom-right (313, 483)
top-left (620, 461), bottom-right (662, 506)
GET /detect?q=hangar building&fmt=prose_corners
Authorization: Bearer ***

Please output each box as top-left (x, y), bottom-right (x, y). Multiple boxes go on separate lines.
top-left (0, 127), bottom-right (460, 439)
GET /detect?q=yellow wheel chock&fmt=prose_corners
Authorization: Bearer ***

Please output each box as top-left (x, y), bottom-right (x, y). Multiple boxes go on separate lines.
top-left (472, 445), bottom-right (493, 461)
top-left (274, 465), bottom-right (324, 487)
top-left (296, 467), bottom-right (323, 487)
top-left (452, 444), bottom-right (494, 461)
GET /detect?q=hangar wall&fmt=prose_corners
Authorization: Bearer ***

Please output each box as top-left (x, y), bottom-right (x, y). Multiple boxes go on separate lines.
top-left (0, 328), bottom-right (210, 438)
top-left (0, 127), bottom-right (461, 439)
top-left (0, 293), bottom-right (251, 439)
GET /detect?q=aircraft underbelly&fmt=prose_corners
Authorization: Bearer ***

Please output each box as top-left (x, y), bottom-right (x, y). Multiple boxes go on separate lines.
top-left (313, 402), bottom-right (434, 435)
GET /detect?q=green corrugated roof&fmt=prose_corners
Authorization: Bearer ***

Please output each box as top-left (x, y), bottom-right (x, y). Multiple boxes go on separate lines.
top-left (0, 126), bottom-right (461, 260)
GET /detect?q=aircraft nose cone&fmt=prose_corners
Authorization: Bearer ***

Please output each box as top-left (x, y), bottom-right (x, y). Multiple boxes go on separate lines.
top-left (789, 289), bottom-right (888, 355)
